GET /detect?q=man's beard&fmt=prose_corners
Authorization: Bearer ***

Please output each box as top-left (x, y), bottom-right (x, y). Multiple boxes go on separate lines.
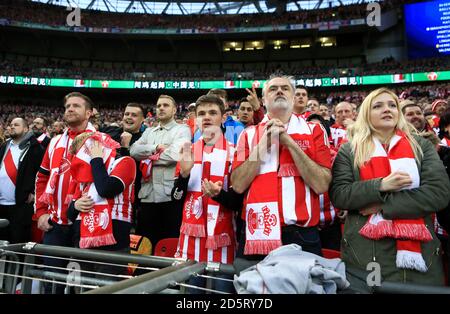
top-left (270, 98), bottom-right (291, 112)
top-left (9, 132), bottom-right (24, 140)
top-left (413, 121), bottom-right (426, 131)
top-left (33, 130), bottom-right (43, 137)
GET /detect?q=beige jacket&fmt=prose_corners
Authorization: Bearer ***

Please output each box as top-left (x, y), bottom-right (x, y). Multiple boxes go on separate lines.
top-left (130, 120), bottom-right (191, 203)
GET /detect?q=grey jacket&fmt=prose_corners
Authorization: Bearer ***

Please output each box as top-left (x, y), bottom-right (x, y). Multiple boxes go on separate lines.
top-left (130, 120), bottom-right (191, 203)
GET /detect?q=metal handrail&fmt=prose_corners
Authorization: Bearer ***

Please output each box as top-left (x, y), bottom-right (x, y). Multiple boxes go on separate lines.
top-left (86, 260), bottom-right (206, 294)
top-left (374, 281), bottom-right (450, 294)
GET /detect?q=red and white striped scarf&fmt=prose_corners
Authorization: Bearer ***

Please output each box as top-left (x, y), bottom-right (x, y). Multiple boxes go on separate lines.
top-left (319, 193), bottom-right (338, 227)
top-left (440, 137), bottom-right (450, 147)
top-left (38, 124), bottom-right (96, 221)
top-left (70, 132), bottom-right (120, 249)
top-left (139, 150), bottom-right (163, 182)
top-left (243, 114), bottom-right (317, 255)
top-left (179, 134), bottom-right (235, 252)
top-left (36, 133), bottom-right (48, 144)
top-left (358, 131), bottom-right (433, 272)
top-left (330, 123), bottom-right (347, 149)
top-left (3, 148), bottom-right (18, 186)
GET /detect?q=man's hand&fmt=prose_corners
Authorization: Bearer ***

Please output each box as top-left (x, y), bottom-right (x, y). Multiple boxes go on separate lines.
top-left (380, 171), bottom-right (413, 192)
top-left (37, 214), bottom-right (53, 232)
top-left (246, 86), bottom-right (260, 111)
top-left (120, 131), bottom-right (132, 148)
top-left (343, 118), bottom-right (355, 128)
top-left (86, 141), bottom-right (103, 159)
top-left (74, 195), bottom-right (94, 213)
top-left (179, 142), bottom-right (194, 178)
top-left (359, 204), bottom-right (381, 216)
top-left (202, 179), bottom-right (223, 198)
top-left (156, 144), bottom-right (168, 152)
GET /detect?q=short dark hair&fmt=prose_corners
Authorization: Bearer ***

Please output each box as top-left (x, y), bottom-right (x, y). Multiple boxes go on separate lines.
top-left (295, 85), bottom-right (308, 93)
top-left (239, 97), bottom-right (250, 105)
top-left (64, 92), bottom-right (94, 110)
top-left (35, 116), bottom-right (48, 127)
top-left (207, 89), bottom-right (228, 101)
top-left (126, 102), bottom-right (146, 117)
top-left (401, 103), bottom-right (422, 114)
top-left (195, 94), bottom-right (225, 114)
top-left (307, 114), bottom-right (331, 137)
top-left (225, 108), bottom-right (234, 113)
top-left (12, 117), bottom-right (28, 128)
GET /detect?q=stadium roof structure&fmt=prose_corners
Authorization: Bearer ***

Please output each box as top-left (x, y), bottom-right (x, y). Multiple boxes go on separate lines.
top-left (31, 0), bottom-right (378, 15)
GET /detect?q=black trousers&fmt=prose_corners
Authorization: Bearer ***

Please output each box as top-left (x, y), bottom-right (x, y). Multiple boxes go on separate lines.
top-left (319, 222), bottom-right (342, 251)
top-left (0, 204), bottom-right (33, 244)
top-left (42, 223), bottom-right (75, 294)
top-left (135, 201), bottom-right (182, 252)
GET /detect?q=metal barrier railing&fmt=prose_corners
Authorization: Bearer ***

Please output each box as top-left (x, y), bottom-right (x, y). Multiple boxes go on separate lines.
top-left (0, 242), bottom-right (236, 294)
top-left (374, 281), bottom-right (450, 294)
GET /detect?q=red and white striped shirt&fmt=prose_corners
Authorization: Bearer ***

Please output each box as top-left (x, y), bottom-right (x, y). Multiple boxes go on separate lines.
top-left (108, 157), bottom-right (136, 223)
top-left (176, 233), bottom-right (235, 264)
top-left (319, 192), bottom-right (338, 228)
top-left (330, 123), bottom-right (347, 149)
top-left (233, 114), bottom-right (331, 228)
top-left (34, 124), bottom-right (96, 225)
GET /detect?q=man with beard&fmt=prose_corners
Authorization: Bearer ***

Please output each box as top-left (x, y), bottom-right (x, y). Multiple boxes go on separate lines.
top-left (32, 116), bottom-right (50, 148)
top-left (231, 75), bottom-right (331, 270)
top-left (131, 95), bottom-right (191, 249)
top-left (0, 118), bottom-right (44, 243)
top-left (50, 121), bottom-right (65, 138)
top-left (34, 92), bottom-right (95, 294)
top-left (401, 101), bottom-right (431, 133)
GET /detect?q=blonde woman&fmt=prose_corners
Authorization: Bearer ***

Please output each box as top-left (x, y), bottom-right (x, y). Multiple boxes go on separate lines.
top-left (330, 88), bottom-right (450, 293)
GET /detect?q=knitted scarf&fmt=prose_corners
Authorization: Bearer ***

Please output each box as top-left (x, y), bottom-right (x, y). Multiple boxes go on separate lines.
top-left (139, 148), bottom-right (163, 182)
top-left (440, 136), bottom-right (450, 147)
top-left (38, 124), bottom-right (96, 207)
top-left (179, 134), bottom-right (235, 250)
top-left (244, 114), bottom-right (314, 255)
top-left (358, 130), bottom-right (432, 272)
top-left (70, 132), bottom-right (120, 249)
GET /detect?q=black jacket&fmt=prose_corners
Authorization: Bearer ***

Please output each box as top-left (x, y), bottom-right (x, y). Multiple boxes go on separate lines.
top-left (436, 145), bottom-right (450, 233)
top-left (0, 134), bottom-right (45, 206)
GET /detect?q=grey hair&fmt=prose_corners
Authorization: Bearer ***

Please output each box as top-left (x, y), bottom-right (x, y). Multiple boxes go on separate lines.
top-left (262, 73), bottom-right (296, 97)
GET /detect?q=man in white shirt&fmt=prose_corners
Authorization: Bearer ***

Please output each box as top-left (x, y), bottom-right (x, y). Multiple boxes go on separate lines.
top-left (0, 118), bottom-right (44, 243)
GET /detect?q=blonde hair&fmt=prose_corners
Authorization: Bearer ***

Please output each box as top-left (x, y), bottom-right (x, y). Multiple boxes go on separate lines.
top-left (347, 87), bottom-right (423, 168)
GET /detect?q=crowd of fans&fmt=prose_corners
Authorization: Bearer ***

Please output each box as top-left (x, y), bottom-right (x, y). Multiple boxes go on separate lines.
top-left (0, 76), bottom-right (449, 294)
top-left (1, 56), bottom-right (449, 81)
top-left (1, 82), bottom-right (449, 136)
top-left (0, 0), bottom-right (410, 30)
